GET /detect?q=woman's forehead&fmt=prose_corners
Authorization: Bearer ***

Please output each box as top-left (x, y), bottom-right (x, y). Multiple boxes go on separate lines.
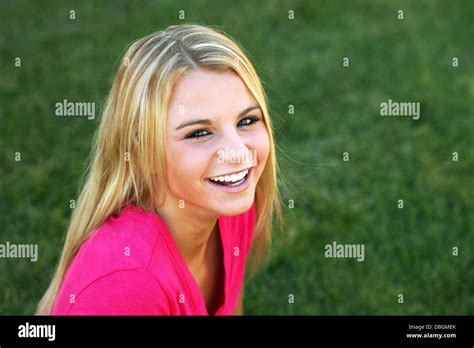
top-left (167, 68), bottom-right (258, 123)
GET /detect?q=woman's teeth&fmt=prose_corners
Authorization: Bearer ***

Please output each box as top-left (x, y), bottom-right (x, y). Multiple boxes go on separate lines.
top-left (209, 169), bottom-right (249, 185)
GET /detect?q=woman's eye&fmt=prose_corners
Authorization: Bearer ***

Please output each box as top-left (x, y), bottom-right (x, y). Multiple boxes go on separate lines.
top-left (186, 129), bottom-right (212, 139)
top-left (238, 116), bottom-right (260, 127)
top-left (185, 116), bottom-right (260, 139)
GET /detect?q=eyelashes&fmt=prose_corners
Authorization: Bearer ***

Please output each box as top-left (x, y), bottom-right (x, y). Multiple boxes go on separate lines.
top-left (237, 115), bottom-right (260, 127)
top-left (185, 116), bottom-right (261, 139)
top-left (187, 129), bottom-right (211, 138)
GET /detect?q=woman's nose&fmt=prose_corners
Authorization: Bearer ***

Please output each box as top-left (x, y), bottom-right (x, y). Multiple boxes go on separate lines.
top-left (217, 131), bottom-right (251, 165)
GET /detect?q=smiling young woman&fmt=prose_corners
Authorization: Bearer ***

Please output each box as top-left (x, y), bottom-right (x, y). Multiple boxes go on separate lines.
top-left (36, 24), bottom-right (281, 316)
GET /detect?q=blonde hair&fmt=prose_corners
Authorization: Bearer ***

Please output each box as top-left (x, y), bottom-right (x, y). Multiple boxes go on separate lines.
top-left (37, 24), bottom-right (281, 315)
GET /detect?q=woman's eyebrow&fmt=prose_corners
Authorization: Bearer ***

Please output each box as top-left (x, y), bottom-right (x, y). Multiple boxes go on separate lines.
top-left (175, 104), bottom-right (261, 130)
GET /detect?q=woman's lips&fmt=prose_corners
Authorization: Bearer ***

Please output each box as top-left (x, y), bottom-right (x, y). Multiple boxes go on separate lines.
top-left (206, 168), bottom-right (253, 193)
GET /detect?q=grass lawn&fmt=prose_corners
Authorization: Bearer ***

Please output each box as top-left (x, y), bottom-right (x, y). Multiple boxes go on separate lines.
top-left (0, 0), bottom-right (472, 314)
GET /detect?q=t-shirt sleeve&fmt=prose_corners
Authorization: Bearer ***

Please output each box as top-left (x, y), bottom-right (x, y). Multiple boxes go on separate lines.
top-left (64, 268), bottom-right (170, 315)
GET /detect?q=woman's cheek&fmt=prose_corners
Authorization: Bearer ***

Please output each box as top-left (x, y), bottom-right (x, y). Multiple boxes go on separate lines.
top-left (165, 143), bottom-right (196, 196)
top-left (174, 142), bottom-right (214, 181)
top-left (250, 126), bottom-right (270, 170)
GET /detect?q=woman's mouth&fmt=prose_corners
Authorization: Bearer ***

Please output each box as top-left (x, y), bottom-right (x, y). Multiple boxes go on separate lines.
top-left (207, 168), bottom-right (252, 193)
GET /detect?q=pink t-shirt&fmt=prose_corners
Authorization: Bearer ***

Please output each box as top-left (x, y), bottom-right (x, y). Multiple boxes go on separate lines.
top-left (50, 203), bottom-right (255, 315)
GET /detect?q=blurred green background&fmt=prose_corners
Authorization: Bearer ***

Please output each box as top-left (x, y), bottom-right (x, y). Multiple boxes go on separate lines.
top-left (0, 0), bottom-right (472, 314)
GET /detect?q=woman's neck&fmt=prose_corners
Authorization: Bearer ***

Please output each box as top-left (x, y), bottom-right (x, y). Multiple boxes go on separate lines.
top-left (156, 197), bottom-right (219, 268)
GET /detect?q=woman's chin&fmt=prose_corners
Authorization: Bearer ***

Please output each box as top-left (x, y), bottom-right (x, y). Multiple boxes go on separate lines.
top-left (212, 197), bottom-right (254, 217)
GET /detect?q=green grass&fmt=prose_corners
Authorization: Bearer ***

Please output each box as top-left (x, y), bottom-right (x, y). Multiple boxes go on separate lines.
top-left (0, 0), bottom-right (472, 315)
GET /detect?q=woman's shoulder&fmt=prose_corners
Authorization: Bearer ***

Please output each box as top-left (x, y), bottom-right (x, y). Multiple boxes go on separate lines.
top-left (77, 204), bottom-right (160, 270)
top-left (51, 204), bottom-right (171, 315)
top-left (51, 205), bottom-right (166, 312)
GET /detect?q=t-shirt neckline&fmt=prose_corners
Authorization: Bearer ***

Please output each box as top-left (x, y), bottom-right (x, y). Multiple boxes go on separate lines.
top-left (142, 205), bottom-right (228, 316)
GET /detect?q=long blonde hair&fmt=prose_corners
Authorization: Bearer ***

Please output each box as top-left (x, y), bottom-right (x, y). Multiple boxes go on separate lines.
top-left (37, 24), bottom-right (281, 315)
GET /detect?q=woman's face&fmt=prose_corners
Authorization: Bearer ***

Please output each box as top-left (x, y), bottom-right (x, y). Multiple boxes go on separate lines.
top-left (165, 68), bottom-right (270, 217)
